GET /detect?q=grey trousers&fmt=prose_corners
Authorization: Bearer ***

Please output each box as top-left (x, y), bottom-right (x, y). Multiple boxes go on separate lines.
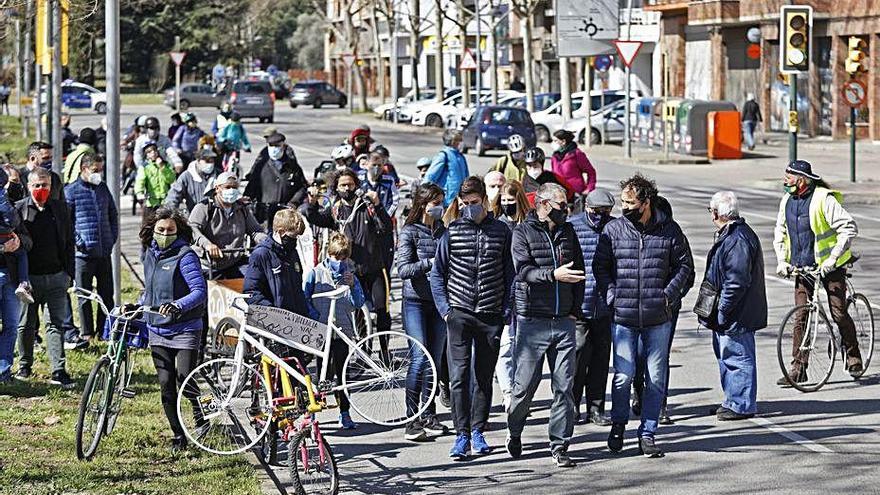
top-left (17, 271), bottom-right (71, 373)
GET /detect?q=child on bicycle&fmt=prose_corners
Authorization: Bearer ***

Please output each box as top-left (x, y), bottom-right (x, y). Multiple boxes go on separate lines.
top-left (303, 232), bottom-right (365, 430)
top-left (215, 111), bottom-right (251, 173)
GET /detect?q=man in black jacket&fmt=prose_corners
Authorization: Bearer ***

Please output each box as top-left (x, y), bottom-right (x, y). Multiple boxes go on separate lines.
top-left (595, 173), bottom-right (693, 458)
top-left (244, 131), bottom-right (308, 230)
top-left (505, 183), bottom-right (585, 468)
top-left (14, 167), bottom-right (76, 388)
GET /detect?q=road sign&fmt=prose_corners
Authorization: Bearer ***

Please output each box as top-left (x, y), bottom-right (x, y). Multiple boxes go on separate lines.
top-left (212, 64), bottom-right (225, 80)
top-left (842, 80), bottom-right (867, 107)
top-left (341, 54), bottom-right (356, 67)
top-left (556, 0), bottom-right (618, 57)
top-left (594, 55), bottom-right (612, 72)
top-left (169, 51), bottom-right (186, 66)
top-left (460, 49), bottom-right (477, 70)
top-left (613, 40), bottom-right (643, 68)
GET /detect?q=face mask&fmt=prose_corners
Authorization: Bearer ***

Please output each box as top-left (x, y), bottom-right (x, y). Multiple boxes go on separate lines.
top-left (6, 182), bottom-right (24, 203)
top-left (427, 205), bottom-right (444, 220)
top-left (147, 129), bottom-right (159, 140)
top-left (86, 172), bottom-right (103, 186)
top-left (527, 167), bottom-right (542, 179)
top-left (369, 166), bottom-right (382, 181)
top-left (199, 162), bottom-right (215, 175)
top-left (280, 234), bottom-right (297, 251)
top-left (339, 189), bottom-right (355, 201)
top-left (221, 188), bottom-right (242, 204)
top-left (548, 206), bottom-right (568, 225)
top-left (460, 203), bottom-right (484, 221)
top-left (154, 233), bottom-right (177, 249)
top-left (622, 206), bottom-right (643, 224)
top-left (551, 141), bottom-right (561, 152)
top-left (502, 203), bottom-right (518, 218)
top-left (40, 160), bottom-right (53, 171)
top-left (327, 258), bottom-right (346, 273)
top-left (783, 182), bottom-right (798, 195)
top-left (31, 188), bottom-right (50, 204)
top-left (268, 146), bottom-right (283, 160)
top-left (512, 152), bottom-right (524, 161)
top-left (587, 212), bottom-right (608, 226)
top-left (487, 188), bottom-right (500, 204)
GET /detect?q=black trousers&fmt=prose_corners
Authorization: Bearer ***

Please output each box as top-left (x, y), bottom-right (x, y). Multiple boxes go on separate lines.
top-left (359, 269), bottom-right (391, 359)
top-left (151, 345), bottom-right (200, 439)
top-left (316, 338), bottom-right (350, 413)
top-left (445, 308), bottom-right (503, 435)
top-left (572, 316), bottom-right (613, 415)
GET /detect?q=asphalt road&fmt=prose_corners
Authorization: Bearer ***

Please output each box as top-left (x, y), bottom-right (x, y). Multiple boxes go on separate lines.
top-left (68, 104), bottom-right (880, 495)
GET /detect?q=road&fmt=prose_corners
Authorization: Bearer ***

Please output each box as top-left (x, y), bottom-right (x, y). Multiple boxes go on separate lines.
top-left (67, 104), bottom-right (880, 495)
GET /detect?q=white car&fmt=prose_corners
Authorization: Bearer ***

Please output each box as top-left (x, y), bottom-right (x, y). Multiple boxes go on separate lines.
top-left (373, 89), bottom-right (437, 120)
top-left (41, 81), bottom-right (108, 114)
top-left (531, 90), bottom-right (637, 142)
top-left (562, 100), bottom-right (637, 145)
top-left (446, 91), bottom-right (524, 129)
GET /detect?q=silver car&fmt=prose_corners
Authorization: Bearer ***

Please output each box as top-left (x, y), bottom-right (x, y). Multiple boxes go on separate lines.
top-left (164, 83), bottom-right (225, 110)
top-left (229, 80), bottom-right (275, 123)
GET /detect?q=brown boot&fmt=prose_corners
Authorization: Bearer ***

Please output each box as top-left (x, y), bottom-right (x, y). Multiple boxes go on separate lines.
top-left (847, 355), bottom-right (864, 377)
top-left (776, 365), bottom-right (807, 386)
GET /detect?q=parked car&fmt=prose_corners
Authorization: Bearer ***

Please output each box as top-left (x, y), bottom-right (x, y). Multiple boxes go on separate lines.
top-left (531, 90), bottom-right (635, 142)
top-left (562, 100), bottom-right (636, 145)
top-left (41, 81), bottom-right (107, 114)
top-left (411, 90), bottom-right (494, 127)
top-left (229, 80), bottom-right (275, 122)
top-left (289, 81), bottom-right (347, 108)
top-left (446, 91), bottom-right (524, 129)
top-left (163, 83), bottom-right (225, 110)
top-left (507, 92), bottom-right (561, 111)
top-left (461, 106), bottom-right (537, 156)
top-left (396, 87), bottom-right (464, 122)
top-left (373, 88), bottom-right (437, 120)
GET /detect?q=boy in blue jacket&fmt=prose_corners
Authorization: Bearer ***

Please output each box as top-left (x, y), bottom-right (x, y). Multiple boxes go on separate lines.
top-left (304, 232), bottom-right (365, 430)
top-left (243, 208), bottom-right (309, 315)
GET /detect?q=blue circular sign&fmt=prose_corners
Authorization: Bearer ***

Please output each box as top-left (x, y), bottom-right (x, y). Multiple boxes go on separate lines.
top-left (212, 64), bottom-right (226, 79)
top-left (594, 55), bottom-right (612, 72)
top-left (267, 65), bottom-right (279, 76)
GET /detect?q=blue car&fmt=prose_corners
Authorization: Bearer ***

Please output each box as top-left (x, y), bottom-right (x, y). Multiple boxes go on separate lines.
top-left (461, 105), bottom-right (537, 156)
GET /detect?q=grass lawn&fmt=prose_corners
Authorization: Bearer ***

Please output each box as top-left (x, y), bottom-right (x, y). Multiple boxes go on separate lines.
top-left (0, 268), bottom-right (262, 495)
top-left (120, 93), bottom-right (165, 106)
top-left (0, 115), bottom-right (34, 164)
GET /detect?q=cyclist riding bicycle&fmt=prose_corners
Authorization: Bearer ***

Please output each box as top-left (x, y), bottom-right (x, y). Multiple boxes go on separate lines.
top-left (491, 134), bottom-right (527, 181)
top-left (211, 102), bottom-right (234, 135)
top-left (133, 116), bottom-right (183, 173)
top-left (215, 112), bottom-right (251, 174)
top-left (773, 160), bottom-right (863, 384)
top-left (171, 113), bottom-right (206, 165)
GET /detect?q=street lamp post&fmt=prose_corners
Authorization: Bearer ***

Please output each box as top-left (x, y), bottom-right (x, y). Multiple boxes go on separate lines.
top-left (475, 0), bottom-right (482, 110)
top-left (105, 0), bottom-right (122, 304)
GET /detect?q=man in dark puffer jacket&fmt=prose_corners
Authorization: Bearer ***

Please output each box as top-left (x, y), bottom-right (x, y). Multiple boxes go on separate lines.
top-left (505, 183), bottom-right (584, 469)
top-left (595, 173), bottom-right (693, 458)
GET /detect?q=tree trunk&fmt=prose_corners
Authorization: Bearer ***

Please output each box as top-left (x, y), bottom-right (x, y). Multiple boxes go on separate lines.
top-left (458, 1), bottom-right (469, 109)
top-left (355, 62), bottom-right (368, 111)
top-left (410, 0), bottom-right (421, 99)
top-left (434, 1), bottom-right (444, 102)
top-left (489, 18), bottom-right (498, 104)
top-left (371, 8), bottom-right (386, 104)
top-left (522, 14), bottom-right (535, 113)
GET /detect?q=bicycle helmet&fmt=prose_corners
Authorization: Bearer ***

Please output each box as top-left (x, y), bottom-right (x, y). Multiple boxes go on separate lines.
top-left (144, 116), bottom-right (160, 130)
top-left (230, 111), bottom-right (241, 122)
top-left (331, 144), bottom-right (354, 161)
top-left (372, 144), bottom-right (390, 158)
top-left (220, 102), bottom-right (233, 115)
top-left (524, 147), bottom-right (545, 164)
top-left (507, 134), bottom-right (525, 153)
top-left (135, 115), bottom-right (148, 127)
top-left (182, 112), bottom-right (197, 124)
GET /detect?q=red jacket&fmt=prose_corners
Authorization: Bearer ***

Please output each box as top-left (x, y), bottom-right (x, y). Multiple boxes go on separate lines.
top-left (551, 146), bottom-right (596, 194)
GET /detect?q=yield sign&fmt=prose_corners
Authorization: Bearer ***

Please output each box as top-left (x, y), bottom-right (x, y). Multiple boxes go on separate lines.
top-left (460, 49), bottom-right (477, 70)
top-left (342, 54), bottom-right (356, 67)
top-left (613, 40), bottom-right (643, 68)
top-left (169, 51), bottom-right (186, 66)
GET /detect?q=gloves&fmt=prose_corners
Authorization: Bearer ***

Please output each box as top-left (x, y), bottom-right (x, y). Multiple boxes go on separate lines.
top-left (819, 257), bottom-right (838, 278)
top-left (159, 302), bottom-right (182, 320)
top-left (122, 303), bottom-right (140, 315)
top-left (776, 261), bottom-right (793, 278)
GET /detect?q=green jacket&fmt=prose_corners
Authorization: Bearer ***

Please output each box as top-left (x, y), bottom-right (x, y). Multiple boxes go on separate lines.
top-left (63, 143), bottom-right (95, 184)
top-left (135, 161), bottom-right (177, 208)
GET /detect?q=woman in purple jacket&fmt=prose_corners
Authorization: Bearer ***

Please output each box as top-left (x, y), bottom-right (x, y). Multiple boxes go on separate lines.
top-left (138, 207), bottom-right (207, 452)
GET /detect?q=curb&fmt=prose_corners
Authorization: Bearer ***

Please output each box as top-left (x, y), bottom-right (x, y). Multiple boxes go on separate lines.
top-left (244, 448), bottom-right (287, 495)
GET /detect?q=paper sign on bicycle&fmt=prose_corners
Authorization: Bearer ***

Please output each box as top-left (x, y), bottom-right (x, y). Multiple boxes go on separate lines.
top-left (246, 306), bottom-right (326, 353)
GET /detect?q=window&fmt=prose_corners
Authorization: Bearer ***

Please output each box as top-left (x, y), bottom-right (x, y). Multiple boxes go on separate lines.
top-left (233, 81), bottom-right (272, 94)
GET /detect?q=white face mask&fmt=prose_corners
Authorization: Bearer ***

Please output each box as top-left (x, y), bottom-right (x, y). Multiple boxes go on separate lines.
top-left (268, 146), bottom-right (283, 160)
top-left (220, 187), bottom-right (242, 204)
top-left (527, 167), bottom-right (542, 179)
top-left (550, 141), bottom-right (561, 152)
top-left (199, 161), bottom-right (215, 175)
top-left (86, 172), bottom-right (103, 185)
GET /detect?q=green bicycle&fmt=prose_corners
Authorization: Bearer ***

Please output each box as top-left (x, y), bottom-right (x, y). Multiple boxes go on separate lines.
top-left (70, 287), bottom-right (159, 460)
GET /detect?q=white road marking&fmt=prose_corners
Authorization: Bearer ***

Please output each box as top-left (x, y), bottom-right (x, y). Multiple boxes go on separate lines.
top-left (749, 416), bottom-right (835, 454)
top-left (293, 144), bottom-right (331, 157)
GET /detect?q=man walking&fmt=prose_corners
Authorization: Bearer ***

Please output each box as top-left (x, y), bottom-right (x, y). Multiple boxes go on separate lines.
top-left (14, 168), bottom-right (76, 388)
top-left (505, 183), bottom-right (585, 468)
top-left (774, 160), bottom-right (862, 382)
top-left (700, 191), bottom-right (766, 420)
top-left (595, 173), bottom-right (693, 458)
top-left (424, 129), bottom-right (469, 207)
top-left (741, 93), bottom-right (762, 151)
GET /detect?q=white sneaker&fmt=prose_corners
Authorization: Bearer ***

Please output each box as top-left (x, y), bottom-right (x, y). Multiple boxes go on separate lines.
top-left (15, 282), bottom-right (34, 304)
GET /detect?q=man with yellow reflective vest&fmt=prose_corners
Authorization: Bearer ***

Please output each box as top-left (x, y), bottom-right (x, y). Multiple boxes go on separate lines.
top-left (773, 160), bottom-right (862, 384)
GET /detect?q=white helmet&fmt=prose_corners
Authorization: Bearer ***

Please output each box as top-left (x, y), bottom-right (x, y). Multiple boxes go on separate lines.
top-left (507, 134), bottom-right (525, 153)
top-left (331, 144), bottom-right (354, 161)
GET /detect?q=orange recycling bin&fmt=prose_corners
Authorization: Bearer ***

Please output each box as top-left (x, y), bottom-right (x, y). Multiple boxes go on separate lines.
top-left (707, 110), bottom-right (742, 159)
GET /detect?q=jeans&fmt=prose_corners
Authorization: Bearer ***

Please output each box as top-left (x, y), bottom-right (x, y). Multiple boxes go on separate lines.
top-left (743, 120), bottom-right (757, 149)
top-left (507, 316), bottom-right (577, 454)
top-left (17, 271), bottom-right (71, 373)
top-left (446, 308), bottom-right (502, 435)
top-left (712, 330), bottom-right (758, 415)
top-left (494, 319), bottom-right (517, 401)
top-left (573, 316), bottom-right (612, 415)
top-left (0, 269), bottom-right (20, 379)
top-left (75, 256), bottom-right (115, 338)
top-left (403, 298), bottom-right (447, 418)
top-left (611, 321), bottom-right (673, 438)
top-left (634, 308), bottom-right (679, 408)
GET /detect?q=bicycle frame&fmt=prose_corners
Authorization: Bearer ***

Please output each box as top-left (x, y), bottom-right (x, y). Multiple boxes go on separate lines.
top-left (793, 268), bottom-right (836, 357)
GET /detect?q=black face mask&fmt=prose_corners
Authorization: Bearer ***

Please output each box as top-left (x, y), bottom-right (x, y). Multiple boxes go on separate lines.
top-left (281, 234), bottom-right (297, 251)
top-left (339, 189), bottom-right (355, 201)
top-left (548, 207), bottom-right (568, 226)
top-left (6, 183), bottom-right (25, 203)
top-left (622, 207), bottom-right (643, 224)
top-left (502, 203), bottom-right (517, 218)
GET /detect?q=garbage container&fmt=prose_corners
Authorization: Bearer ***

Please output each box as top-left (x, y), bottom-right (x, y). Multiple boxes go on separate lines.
top-left (652, 98), bottom-right (681, 148)
top-left (677, 100), bottom-right (737, 156)
top-left (707, 110), bottom-right (743, 159)
top-left (635, 98), bottom-right (660, 146)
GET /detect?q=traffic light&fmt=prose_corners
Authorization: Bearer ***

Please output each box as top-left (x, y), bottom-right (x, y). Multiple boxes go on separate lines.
top-left (779, 5), bottom-right (812, 73)
top-left (846, 37), bottom-right (868, 76)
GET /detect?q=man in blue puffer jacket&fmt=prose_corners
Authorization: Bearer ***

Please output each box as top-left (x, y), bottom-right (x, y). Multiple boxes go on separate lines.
top-left (424, 129), bottom-right (469, 207)
top-left (65, 153), bottom-right (119, 341)
top-left (594, 173), bottom-right (693, 458)
top-left (568, 188), bottom-right (615, 427)
top-left (699, 191), bottom-right (766, 420)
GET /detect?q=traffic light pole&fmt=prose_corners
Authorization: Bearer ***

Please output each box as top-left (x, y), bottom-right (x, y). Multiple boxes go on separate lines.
top-left (851, 107), bottom-right (857, 182)
top-left (789, 76), bottom-right (797, 163)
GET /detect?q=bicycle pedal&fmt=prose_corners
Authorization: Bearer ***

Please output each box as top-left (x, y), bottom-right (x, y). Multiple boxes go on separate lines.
top-left (120, 388), bottom-right (136, 399)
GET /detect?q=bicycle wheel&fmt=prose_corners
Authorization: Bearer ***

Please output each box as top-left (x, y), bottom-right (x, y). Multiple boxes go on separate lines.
top-left (75, 357), bottom-right (112, 460)
top-left (342, 331), bottom-right (436, 426)
top-left (848, 293), bottom-right (875, 378)
top-left (176, 358), bottom-right (272, 455)
top-left (288, 426), bottom-right (338, 495)
top-left (105, 349), bottom-right (130, 435)
top-left (777, 304), bottom-right (836, 392)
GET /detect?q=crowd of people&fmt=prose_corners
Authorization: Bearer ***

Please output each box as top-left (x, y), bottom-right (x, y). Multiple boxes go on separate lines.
top-left (0, 108), bottom-right (865, 466)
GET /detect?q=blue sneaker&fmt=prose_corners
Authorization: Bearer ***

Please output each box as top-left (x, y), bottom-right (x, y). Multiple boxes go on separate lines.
top-left (471, 429), bottom-right (491, 454)
top-left (449, 433), bottom-right (470, 459)
top-left (339, 412), bottom-right (357, 430)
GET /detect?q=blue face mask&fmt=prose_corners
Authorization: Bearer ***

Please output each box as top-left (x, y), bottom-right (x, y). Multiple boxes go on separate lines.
top-left (220, 188), bottom-right (242, 204)
top-left (587, 212), bottom-right (608, 226)
top-left (327, 258), bottom-right (347, 277)
top-left (460, 203), bottom-right (484, 221)
top-left (268, 146), bottom-right (283, 160)
top-left (40, 160), bottom-right (53, 170)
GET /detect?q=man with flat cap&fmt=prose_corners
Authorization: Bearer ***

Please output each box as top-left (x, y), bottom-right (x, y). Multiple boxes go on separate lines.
top-left (774, 160), bottom-right (863, 384)
top-left (244, 131), bottom-right (308, 230)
